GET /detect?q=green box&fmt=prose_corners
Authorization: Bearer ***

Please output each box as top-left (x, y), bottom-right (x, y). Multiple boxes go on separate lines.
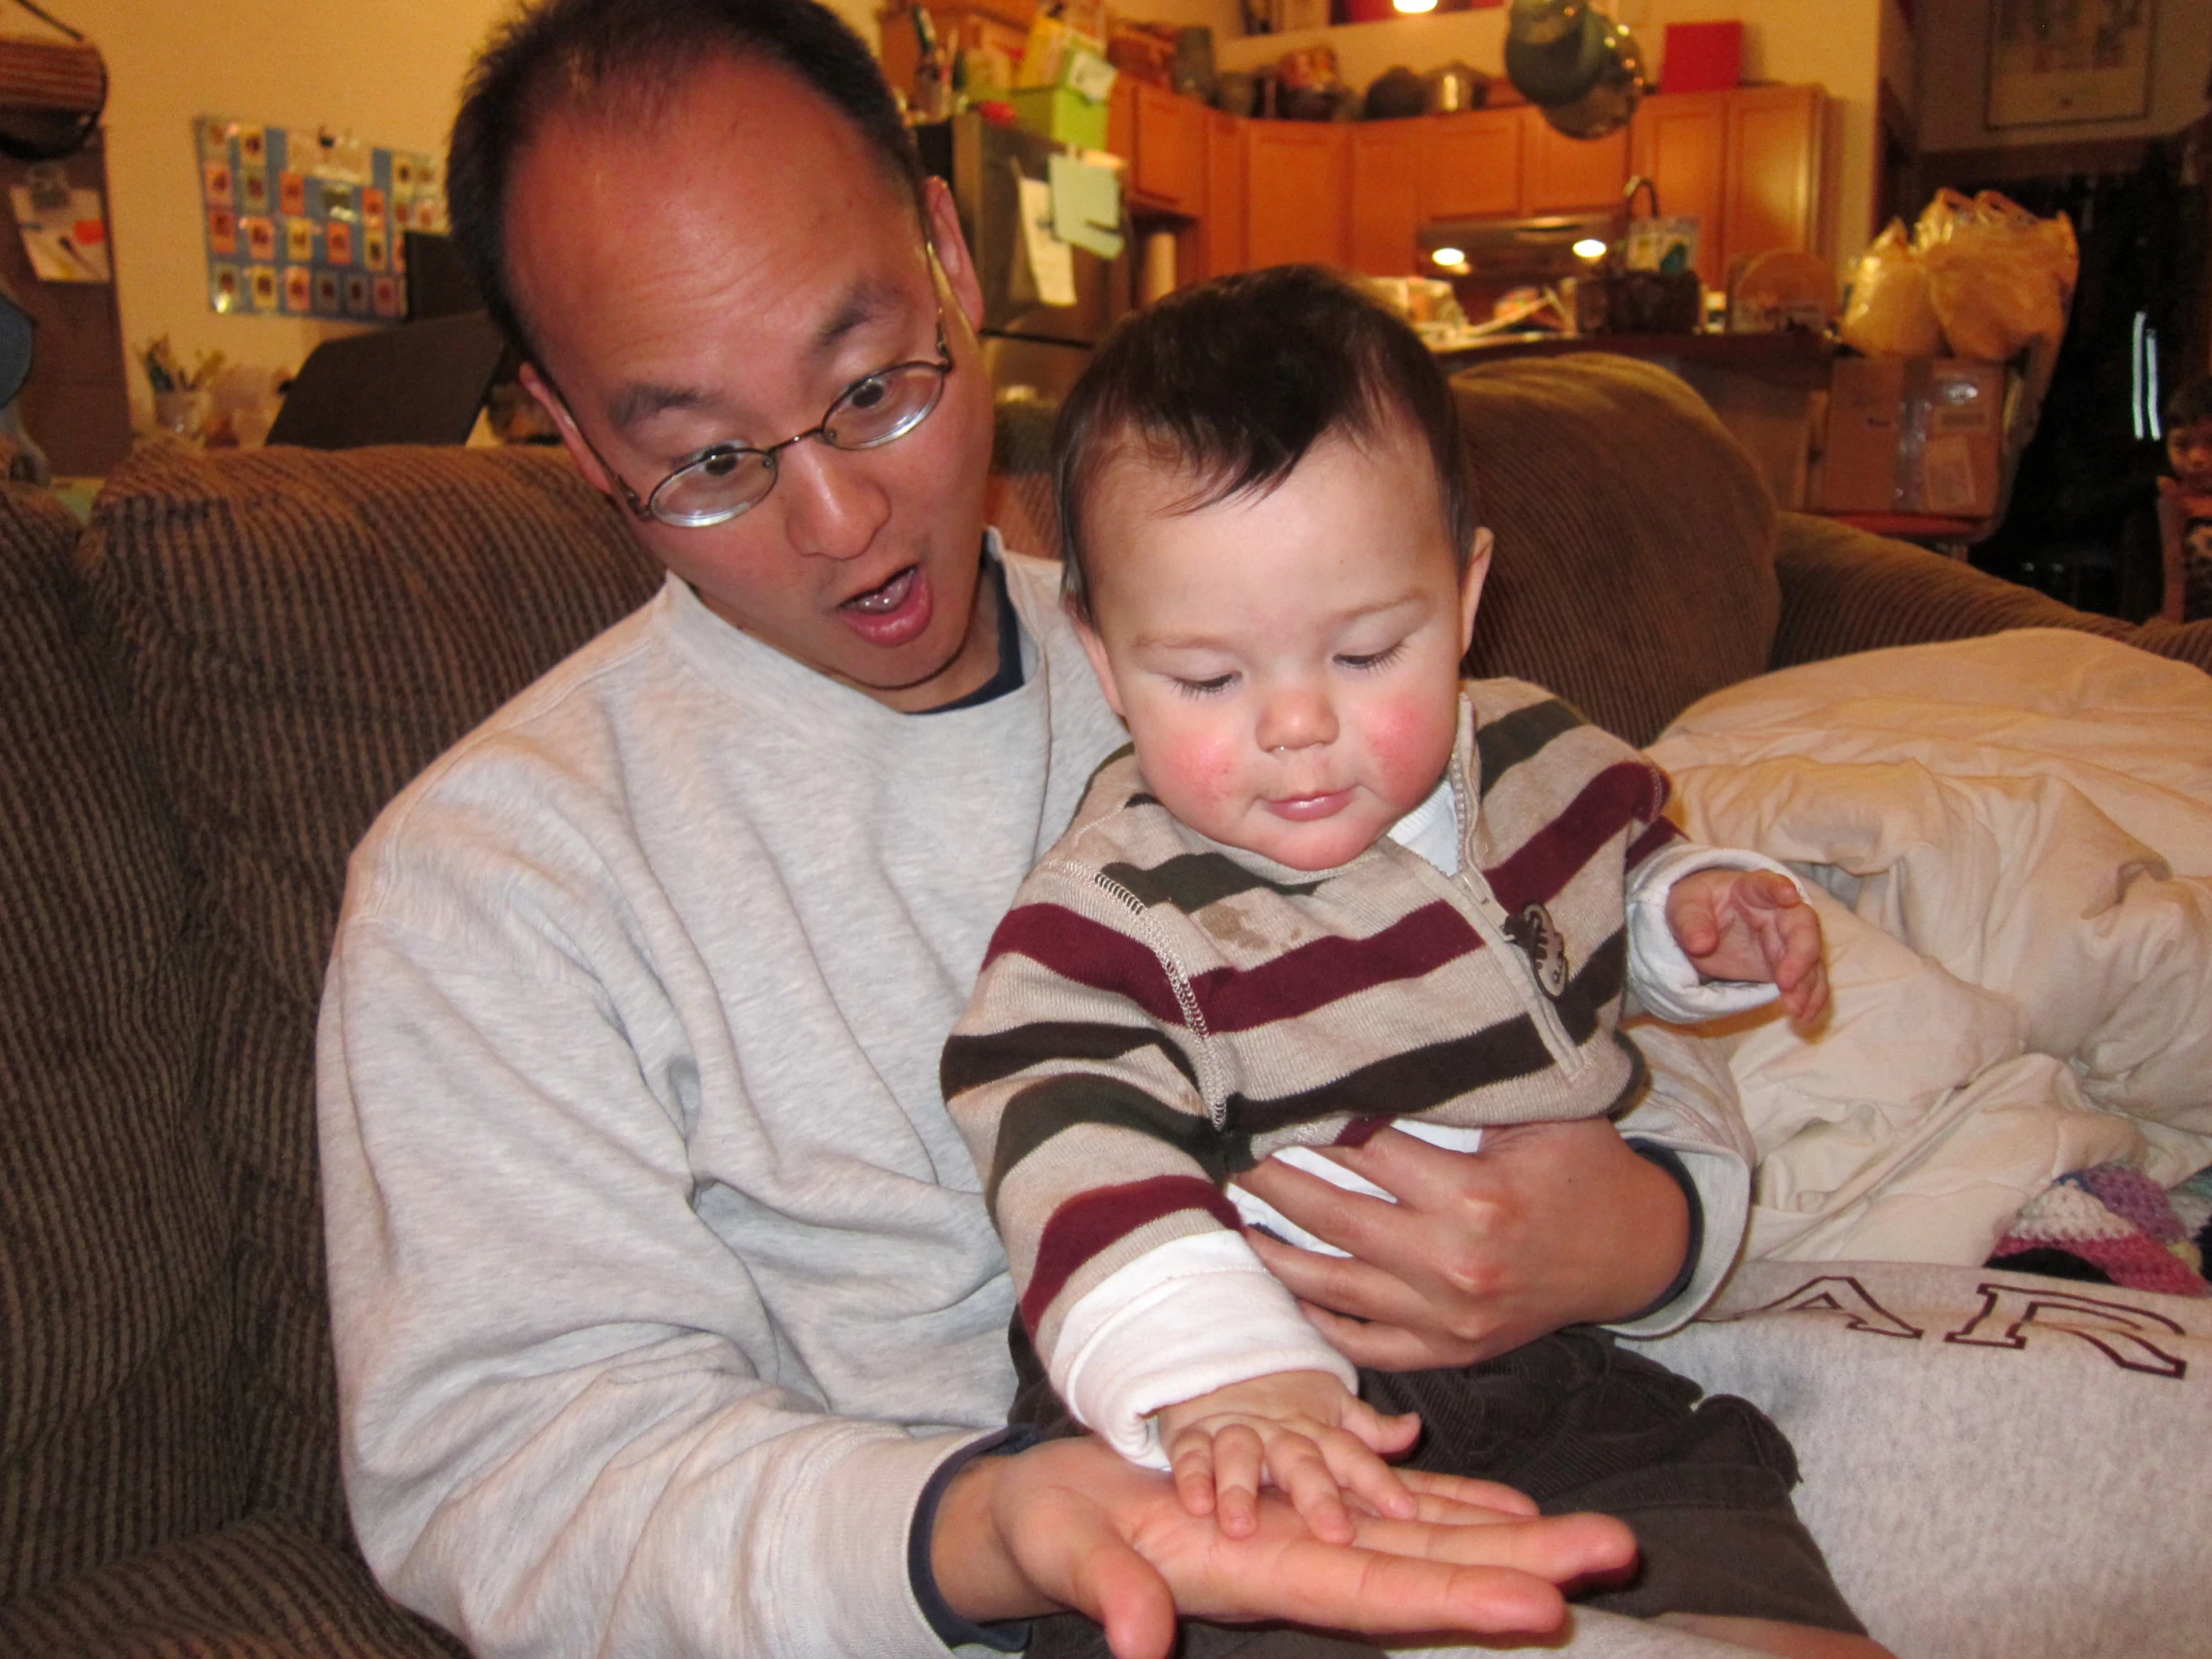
top-left (1007, 85), bottom-right (1108, 152)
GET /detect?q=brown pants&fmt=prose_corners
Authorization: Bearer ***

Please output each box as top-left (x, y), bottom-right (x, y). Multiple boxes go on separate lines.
top-left (1012, 1324), bottom-right (1865, 1659)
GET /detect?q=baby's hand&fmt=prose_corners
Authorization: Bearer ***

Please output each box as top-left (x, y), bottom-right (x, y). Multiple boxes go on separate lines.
top-left (1151, 1371), bottom-right (1420, 1545)
top-left (1666, 866), bottom-right (1829, 1022)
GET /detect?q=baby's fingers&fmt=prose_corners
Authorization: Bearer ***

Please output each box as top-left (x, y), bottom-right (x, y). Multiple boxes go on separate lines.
top-left (1319, 1426), bottom-right (1418, 1524)
top-left (1265, 1431), bottom-right (1358, 1546)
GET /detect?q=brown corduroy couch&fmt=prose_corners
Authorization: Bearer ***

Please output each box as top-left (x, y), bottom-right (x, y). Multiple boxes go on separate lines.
top-left (4, 352), bottom-right (2207, 1658)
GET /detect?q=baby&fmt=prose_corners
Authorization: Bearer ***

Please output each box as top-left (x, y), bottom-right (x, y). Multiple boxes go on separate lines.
top-left (946, 267), bottom-right (1870, 1655)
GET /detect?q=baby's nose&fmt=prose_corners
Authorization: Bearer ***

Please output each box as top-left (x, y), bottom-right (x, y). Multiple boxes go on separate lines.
top-left (1257, 687), bottom-right (1339, 753)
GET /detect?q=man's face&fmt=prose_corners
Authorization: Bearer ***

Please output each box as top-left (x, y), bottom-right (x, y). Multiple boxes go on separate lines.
top-left (2169, 419), bottom-right (2212, 495)
top-left (1074, 424), bottom-right (1487, 872)
top-left (509, 56), bottom-right (998, 711)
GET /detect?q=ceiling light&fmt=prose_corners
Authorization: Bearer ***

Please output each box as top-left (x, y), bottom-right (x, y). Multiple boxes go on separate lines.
top-left (1430, 246), bottom-right (1463, 267)
top-left (1393, 0), bottom-right (1438, 11)
top-left (1572, 237), bottom-right (1609, 260)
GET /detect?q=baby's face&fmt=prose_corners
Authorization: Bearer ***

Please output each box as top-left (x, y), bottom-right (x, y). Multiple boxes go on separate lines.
top-left (1074, 423), bottom-right (1484, 871)
top-left (2170, 419), bottom-right (2212, 494)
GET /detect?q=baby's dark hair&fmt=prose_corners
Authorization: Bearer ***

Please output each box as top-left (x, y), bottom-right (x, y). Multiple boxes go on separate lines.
top-left (2167, 377), bottom-right (2212, 433)
top-left (1052, 265), bottom-right (1479, 624)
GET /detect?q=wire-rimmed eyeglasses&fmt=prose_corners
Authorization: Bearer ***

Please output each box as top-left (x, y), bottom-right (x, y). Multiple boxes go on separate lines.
top-left (562, 313), bottom-right (954, 530)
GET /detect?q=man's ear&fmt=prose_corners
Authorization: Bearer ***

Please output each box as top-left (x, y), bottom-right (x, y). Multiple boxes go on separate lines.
top-left (1071, 610), bottom-right (1127, 721)
top-left (521, 362), bottom-right (616, 498)
top-left (1458, 527), bottom-right (1494, 655)
top-left (923, 175), bottom-right (985, 336)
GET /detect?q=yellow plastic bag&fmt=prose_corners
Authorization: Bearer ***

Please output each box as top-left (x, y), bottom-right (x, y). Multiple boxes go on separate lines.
top-left (1915, 189), bottom-right (2078, 363)
top-left (1840, 219), bottom-right (1944, 358)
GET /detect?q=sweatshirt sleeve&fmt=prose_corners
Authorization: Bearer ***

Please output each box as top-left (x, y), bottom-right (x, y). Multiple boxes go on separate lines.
top-left (943, 865), bottom-right (1349, 1455)
top-left (318, 914), bottom-right (977, 1659)
top-left (1623, 838), bottom-right (1809, 1024)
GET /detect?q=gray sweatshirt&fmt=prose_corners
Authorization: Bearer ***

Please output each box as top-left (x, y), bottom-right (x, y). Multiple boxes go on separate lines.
top-left (316, 550), bottom-right (1748, 1659)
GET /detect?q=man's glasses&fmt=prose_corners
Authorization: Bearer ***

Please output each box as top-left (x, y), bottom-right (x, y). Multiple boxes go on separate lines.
top-left (576, 314), bottom-right (955, 530)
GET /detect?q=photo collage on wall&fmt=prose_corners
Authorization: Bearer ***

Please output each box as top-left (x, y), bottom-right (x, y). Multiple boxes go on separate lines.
top-left (196, 116), bottom-right (448, 319)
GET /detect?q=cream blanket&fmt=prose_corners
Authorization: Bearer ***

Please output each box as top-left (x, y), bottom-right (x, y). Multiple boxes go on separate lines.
top-left (1640, 629), bottom-right (2212, 1266)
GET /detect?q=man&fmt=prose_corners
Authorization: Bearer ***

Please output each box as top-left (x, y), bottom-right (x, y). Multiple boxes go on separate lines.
top-left (317, 2), bottom-right (1751, 1654)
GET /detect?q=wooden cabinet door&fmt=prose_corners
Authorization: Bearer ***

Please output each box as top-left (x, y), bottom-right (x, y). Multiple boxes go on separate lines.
top-left (1520, 107), bottom-right (1629, 213)
top-left (1418, 109), bottom-right (1522, 223)
top-left (1349, 120), bottom-right (1421, 276)
top-left (1244, 121), bottom-right (1348, 271)
top-left (1200, 109), bottom-right (1247, 278)
top-left (1630, 90), bottom-right (1729, 289)
top-left (1107, 76), bottom-right (1137, 169)
top-left (1723, 84), bottom-right (1827, 273)
top-left (1132, 83), bottom-right (1205, 216)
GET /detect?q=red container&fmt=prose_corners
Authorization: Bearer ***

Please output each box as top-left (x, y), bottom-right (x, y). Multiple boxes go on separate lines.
top-left (1338, 0), bottom-right (1396, 21)
top-left (1662, 21), bottom-right (1744, 95)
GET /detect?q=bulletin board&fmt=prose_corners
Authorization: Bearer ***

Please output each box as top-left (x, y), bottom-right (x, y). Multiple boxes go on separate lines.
top-left (195, 115), bottom-right (448, 320)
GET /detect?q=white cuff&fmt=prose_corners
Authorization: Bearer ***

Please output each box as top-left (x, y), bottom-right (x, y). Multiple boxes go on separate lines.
top-left (1052, 1232), bottom-right (1356, 1467)
top-left (1627, 841), bottom-right (1802, 1025)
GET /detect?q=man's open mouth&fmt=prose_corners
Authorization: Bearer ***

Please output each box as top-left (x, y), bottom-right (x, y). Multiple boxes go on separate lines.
top-left (840, 566), bottom-right (918, 615)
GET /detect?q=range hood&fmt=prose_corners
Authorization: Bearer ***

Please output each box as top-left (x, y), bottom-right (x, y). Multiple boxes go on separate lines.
top-left (1416, 209), bottom-right (1624, 284)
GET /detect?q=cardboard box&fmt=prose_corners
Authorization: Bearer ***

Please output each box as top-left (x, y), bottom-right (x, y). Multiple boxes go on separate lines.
top-left (1820, 357), bottom-right (2005, 518)
top-left (1663, 21), bottom-right (1743, 95)
top-left (1006, 85), bottom-right (1109, 151)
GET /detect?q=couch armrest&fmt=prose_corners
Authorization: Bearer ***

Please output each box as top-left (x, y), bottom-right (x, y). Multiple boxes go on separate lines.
top-left (1771, 511), bottom-right (2212, 674)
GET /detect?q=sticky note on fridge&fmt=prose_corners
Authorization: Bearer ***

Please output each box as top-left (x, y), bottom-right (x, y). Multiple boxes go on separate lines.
top-left (1048, 154), bottom-right (1123, 263)
top-left (1015, 173), bottom-right (1077, 307)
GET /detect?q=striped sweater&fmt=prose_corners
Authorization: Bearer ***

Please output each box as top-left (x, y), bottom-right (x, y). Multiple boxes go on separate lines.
top-left (945, 681), bottom-right (1742, 1458)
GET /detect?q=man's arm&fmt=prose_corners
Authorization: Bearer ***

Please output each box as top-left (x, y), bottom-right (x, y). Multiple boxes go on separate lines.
top-left (319, 916), bottom-right (977, 1659)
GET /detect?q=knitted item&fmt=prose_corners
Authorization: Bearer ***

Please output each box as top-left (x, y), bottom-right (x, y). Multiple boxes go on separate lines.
top-left (1989, 1164), bottom-right (2212, 1297)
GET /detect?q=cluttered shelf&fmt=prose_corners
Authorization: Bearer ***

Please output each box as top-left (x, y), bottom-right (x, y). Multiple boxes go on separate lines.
top-left (1432, 325), bottom-right (1834, 388)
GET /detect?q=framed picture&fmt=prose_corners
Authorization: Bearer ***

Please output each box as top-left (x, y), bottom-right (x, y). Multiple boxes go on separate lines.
top-left (1987, 0), bottom-right (2156, 129)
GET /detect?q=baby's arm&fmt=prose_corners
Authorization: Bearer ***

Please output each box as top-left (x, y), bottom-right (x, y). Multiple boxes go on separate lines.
top-left (1153, 1369), bottom-right (1419, 1544)
top-left (1666, 865), bottom-right (1828, 1021)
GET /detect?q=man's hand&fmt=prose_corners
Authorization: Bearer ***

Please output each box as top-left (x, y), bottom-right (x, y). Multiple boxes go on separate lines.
top-left (1666, 866), bottom-right (1829, 1022)
top-left (931, 1433), bottom-right (1637, 1659)
top-left (1153, 1370), bottom-right (1419, 1543)
top-left (1237, 1120), bottom-right (1690, 1369)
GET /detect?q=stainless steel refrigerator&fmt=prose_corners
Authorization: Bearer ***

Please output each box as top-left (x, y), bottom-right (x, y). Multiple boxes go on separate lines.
top-left (915, 114), bottom-right (1131, 405)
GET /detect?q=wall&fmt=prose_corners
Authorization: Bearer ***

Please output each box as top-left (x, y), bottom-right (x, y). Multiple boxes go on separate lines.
top-left (1916, 0), bottom-right (2211, 154)
top-left (1124, 0), bottom-right (1894, 275)
top-left (72, 0), bottom-right (877, 421)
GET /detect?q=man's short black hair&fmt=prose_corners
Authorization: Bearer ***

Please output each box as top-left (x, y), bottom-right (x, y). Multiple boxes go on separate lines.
top-left (447, 0), bottom-right (925, 365)
top-left (1053, 265), bottom-right (1479, 625)
top-left (2167, 376), bottom-right (2212, 434)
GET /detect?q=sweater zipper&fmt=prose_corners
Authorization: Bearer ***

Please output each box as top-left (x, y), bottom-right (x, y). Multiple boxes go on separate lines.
top-left (1446, 750), bottom-right (1582, 1071)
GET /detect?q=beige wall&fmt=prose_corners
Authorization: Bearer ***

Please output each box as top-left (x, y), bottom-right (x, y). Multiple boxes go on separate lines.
top-left (1174, 0), bottom-right (1893, 273)
top-left (1916, 0), bottom-right (2211, 154)
top-left (80, 0), bottom-right (876, 419)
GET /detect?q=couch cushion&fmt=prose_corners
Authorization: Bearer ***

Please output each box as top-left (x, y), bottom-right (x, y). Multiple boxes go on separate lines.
top-left (1450, 352), bottom-right (1781, 747)
top-left (81, 442), bottom-right (660, 1538)
top-left (1773, 509), bottom-right (2212, 674)
top-left (0, 1517), bottom-right (464, 1658)
top-left (0, 481), bottom-right (240, 1599)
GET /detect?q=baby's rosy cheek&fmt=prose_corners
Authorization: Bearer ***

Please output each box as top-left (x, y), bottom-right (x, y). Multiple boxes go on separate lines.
top-left (1365, 699), bottom-right (1459, 796)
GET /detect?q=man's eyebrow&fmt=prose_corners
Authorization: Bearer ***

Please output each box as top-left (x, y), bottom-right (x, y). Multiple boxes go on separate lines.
top-left (812, 273), bottom-right (910, 355)
top-left (603, 274), bottom-right (918, 438)
top-left (607, 381), bottom-right (715, 434)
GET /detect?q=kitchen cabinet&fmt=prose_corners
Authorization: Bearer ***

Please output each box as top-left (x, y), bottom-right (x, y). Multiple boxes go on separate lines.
top-left (1418, 109), bottom-right (1523, 223)
top-left (1198, 108), bottom-right (1247, 278)
top-left (1349, 120), bottom-right (1422, 276)
top-left (1521, 109), bottom-right (1630, 213)
top-left (1112, 77), bottom-right (1206, 217)
top-left (1631, 85), bottom-right (1826, 292)
top-left (1244, 120), bottom-right (1348, 271)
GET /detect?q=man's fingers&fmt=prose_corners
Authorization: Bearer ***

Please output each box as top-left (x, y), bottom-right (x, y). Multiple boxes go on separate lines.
top-left (1354, 1506), bottom-right (1637, 1586)
top-left (1395, 1467), bottom-right (1541, 1520)
top-left (1079, 1541), bottom-right (1181, 1659)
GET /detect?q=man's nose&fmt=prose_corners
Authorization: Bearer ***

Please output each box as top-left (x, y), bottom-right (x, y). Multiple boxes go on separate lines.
top-left (1256, 683), bottom-right (1338, 754)
top-left (775, 438), bottom-right (891, 560)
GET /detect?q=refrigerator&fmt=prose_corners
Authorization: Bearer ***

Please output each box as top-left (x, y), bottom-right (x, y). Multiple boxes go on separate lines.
top-left (914, 115), bottom-right (1131, 405)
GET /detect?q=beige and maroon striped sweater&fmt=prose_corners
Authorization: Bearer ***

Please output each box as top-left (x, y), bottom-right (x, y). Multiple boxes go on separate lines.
top-left (944, 680), bottom-right (1682, 1368)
